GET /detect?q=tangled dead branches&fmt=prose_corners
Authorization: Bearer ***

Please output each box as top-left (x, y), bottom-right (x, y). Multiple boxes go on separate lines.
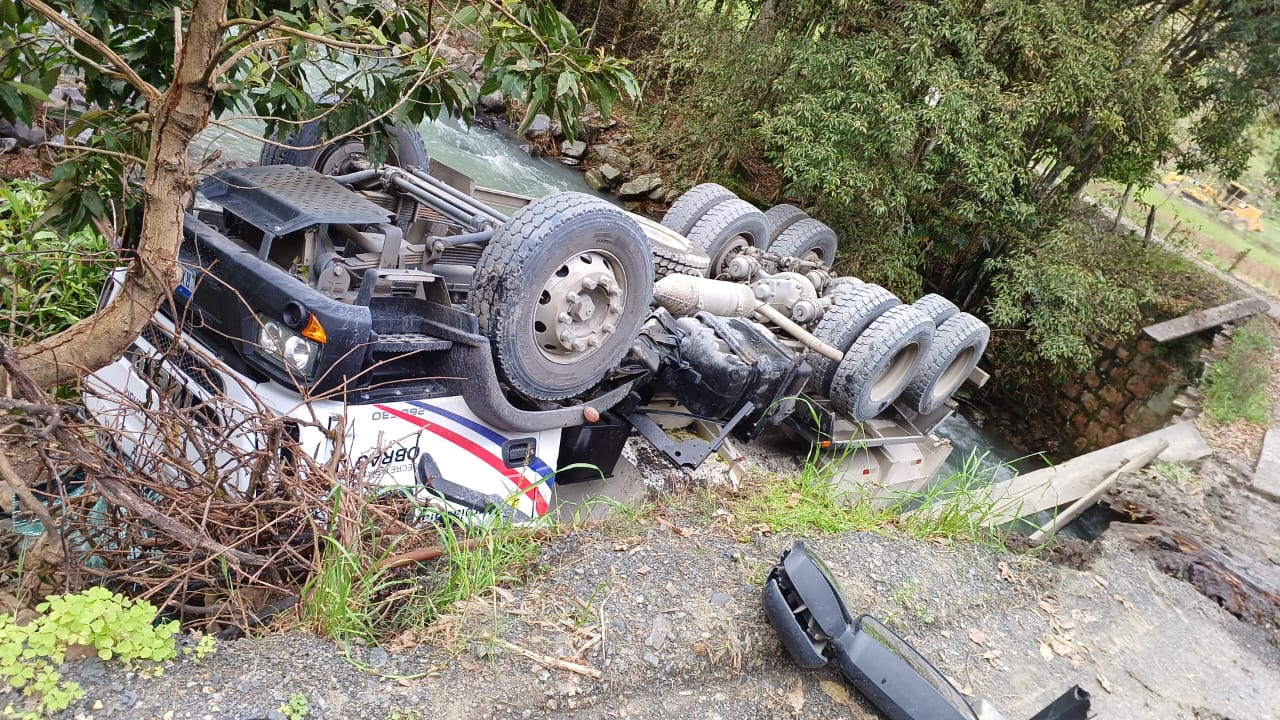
top-left (0, 336), bottom-right (426, 634)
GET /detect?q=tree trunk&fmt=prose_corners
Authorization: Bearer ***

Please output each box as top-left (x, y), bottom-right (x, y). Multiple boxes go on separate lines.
top-left (1113, 181), bottom-right (1134, 230)
top-left (752, 0), bottom-right (782, 44)
top-left (10, 0), bottom-right (227, 390)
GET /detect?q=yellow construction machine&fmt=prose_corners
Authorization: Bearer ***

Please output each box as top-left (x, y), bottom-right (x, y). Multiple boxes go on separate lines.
top-left (1157, 173), bottom-right (1265, 232)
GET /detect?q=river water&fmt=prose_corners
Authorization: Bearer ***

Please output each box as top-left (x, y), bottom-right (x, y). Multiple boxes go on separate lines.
top-left (192, 114), bottom-right (1022, 486)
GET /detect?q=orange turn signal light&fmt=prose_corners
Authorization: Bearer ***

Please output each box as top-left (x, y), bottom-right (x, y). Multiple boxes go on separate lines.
top-left (301, 314), bottom-right (328, 344)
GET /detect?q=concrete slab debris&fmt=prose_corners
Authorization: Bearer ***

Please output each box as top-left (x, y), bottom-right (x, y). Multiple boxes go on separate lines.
top-left (983, 421), bottom-right (1210, 526)
top-left (1254, 426), bottom-right (1280, 501)
top-left (1142, 297), bottom-right (1269, 343)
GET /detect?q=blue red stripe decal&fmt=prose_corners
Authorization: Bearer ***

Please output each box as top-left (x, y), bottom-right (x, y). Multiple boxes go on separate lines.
top-left (406, 401), bottom-right (556, 482)
top-left (373, 404), bottom-right (549, 515)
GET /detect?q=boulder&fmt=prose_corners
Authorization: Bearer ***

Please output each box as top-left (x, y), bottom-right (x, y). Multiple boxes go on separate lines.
top-left (560, 139), bottom-right (588, 159)
top-left (619, 174), bottom-right (663, 199)
top-left (0, 118), bottom-right (45, 148)
top-left (584, 168), bottom-right (610, 191)
top-left (524, 113), bottom-right (552, 136)
top-left (477, 90), bottom-right (505, 111)
top-left (647, 185), bottom-right (668, 202)
top-left (633, 152), bottom-right (655, 173)
top-left (598, 163), bottom-right (624, 185)
top-left (592, 145), bottom-right (631, 171)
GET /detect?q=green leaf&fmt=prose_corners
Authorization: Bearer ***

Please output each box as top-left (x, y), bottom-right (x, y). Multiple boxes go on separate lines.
top-left (6, 80), bottom-right (51, 103)
top-left (555, 71), bottom-right (577, 99)
top-left (454, 5), bottom-right (480, 26)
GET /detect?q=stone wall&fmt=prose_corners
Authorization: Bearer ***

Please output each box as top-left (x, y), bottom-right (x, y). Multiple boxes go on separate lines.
top-left (1052, 333), bottom-right (1206, 455)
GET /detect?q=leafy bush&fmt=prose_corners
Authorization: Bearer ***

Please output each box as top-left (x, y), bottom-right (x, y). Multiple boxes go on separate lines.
top-left (0, 586), bottom-right (178, 718)
top-left (1203, 317), bottom-right (1273, 425)
top-left (0, 180), bottom-right (112, 343)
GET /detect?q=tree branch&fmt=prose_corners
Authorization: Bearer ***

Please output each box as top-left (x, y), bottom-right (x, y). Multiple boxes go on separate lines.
top-left (207, 35), bottom-right (289, 82)
top-left (22, 0), bottom-right (161, 103)
top-left (214, 16), bottom-right (280, 59)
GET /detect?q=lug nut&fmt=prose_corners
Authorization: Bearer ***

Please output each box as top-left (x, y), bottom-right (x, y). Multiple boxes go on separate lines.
top-left (581, 276), bottom-right (598, 290)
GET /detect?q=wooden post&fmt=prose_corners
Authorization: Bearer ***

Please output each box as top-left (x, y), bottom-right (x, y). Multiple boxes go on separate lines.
top-left (1143, 205), bottom-right (1157, 245)
top-left (1029, 439), bottom-right (1168, 542)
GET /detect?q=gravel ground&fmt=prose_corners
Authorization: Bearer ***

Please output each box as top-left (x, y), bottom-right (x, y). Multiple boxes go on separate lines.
top-left (24, 511), bottom-right (1280, 720)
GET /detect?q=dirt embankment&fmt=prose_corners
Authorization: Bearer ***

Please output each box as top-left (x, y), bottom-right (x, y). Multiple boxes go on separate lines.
top-left (21, 446), bottom-right (1280, 720)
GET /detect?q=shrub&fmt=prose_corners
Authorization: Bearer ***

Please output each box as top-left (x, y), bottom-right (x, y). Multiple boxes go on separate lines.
top-left (0, 180), bottom-right (112, 343)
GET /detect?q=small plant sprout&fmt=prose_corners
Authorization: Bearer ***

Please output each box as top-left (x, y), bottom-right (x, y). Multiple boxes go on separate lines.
top-left (281, 692), bottom-right (310, 720)
top-left (0, 587), bottom-right (179, 719)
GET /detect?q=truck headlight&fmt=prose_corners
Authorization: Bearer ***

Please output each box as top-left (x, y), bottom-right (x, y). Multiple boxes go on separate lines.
top-left (257, 316), bottom-right (319, 378)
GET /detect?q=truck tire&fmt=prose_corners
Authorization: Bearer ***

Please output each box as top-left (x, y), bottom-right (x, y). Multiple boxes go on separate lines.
top-left (912, 293), bottom-right (959, 325)
top-left (470, 192), bottom-right (654, 401)
top-left (770, 218), bottom-right (838, 268)
top-left (654, 242), bottom-right (712, 278)
top-left (806, 284), bottom-right (900, 396)
top-left (661, 183), bottom-right (736, 236)
top-left (258, 119), bottom-right (429, 173)
top-left (901, 312), bottom-right (989, 415)
top-left (1217, 210), bottom-right (1234, 224)
top-left (764, 204), bottom-right (808, 246)
top-left (829, 304), bottom-right (933, 422)
top-left (1233, 218), bottom-right (1249, 232)
top-left (686, 198), bottom-right (769, 277)
top-left (641, 220), bottom-right (712, 278)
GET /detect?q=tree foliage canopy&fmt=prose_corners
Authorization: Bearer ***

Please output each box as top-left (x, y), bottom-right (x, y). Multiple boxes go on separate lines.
top-left (618, 0), bottom-right (1279, 367)
top-left (0, 0), bottom-right (637, 387)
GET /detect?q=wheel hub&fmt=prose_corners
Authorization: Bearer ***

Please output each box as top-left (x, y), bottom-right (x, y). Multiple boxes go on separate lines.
top-left (712, 236), bottom-right (749, 278)
top-left (533, 251), bottom-right (627, 363)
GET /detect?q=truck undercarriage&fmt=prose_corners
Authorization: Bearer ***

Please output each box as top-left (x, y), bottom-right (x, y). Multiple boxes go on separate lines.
top-left (84, 126), bottom-right (990, 520)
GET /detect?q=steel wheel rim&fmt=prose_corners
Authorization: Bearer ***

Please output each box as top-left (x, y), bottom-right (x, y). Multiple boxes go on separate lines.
top-left (532, 250), bottom-right (628, 365)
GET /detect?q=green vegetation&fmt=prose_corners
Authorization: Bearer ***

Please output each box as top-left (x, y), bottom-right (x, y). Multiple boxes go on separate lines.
top-left (732, 448), bottom-right (1012, 547)
top-left (1202, 317), bottom-right (1273, 425)
top-left (300, 492), bottom-right (540, 643)
top-left (280, 692), bottom-right (310, 720)
top-left (0, 587), bottom-right (178, 719)
top-left (0, 181), bottom-right (111, 343)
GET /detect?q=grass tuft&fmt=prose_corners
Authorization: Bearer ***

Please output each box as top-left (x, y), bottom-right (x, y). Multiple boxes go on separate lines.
top-left (732, 446), bottom-right (1010, 548)
top-left (732, 446), bottom-right (894, 535)
top-left (300, 490), bottom-right (541, 644)
top-left (1202, 317), bottom-right (1273, 425)
top-left (893, 451), bottom-right (1014, 547)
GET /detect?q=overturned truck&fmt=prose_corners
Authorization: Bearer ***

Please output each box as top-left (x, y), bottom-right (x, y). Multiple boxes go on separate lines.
top-left (84, 128), bottom-right (989, 520)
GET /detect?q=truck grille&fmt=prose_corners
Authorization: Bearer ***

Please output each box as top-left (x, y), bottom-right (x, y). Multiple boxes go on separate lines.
top-left (140, 324), bottom-right (225, 397)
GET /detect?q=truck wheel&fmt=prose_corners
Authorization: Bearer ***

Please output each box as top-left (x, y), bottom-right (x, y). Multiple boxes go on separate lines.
top-left (764, 204), bottom-right (808, 246)
top-left (911, 293), bottom-right (959, 325)
top-left (806, 284), bottom-right (900, 396)
top-left (770, 218), bottom-right (838, 268)
top-left (470, 192), bottom-right (654, 401)
top-left (258, 119), bottom-right (429, 173)
top-left (661, 183), bottom-right (736, 236)
top-left (829, 304), bottom-right (933, 422)
top-left (686, 198), bottom-right (769, 277)
top-left (1233, 218), bottom-right (1249, 232)
top-left (640, 219), bottom-right (712, 278)
top-left (1217, 210), bottom-right (1235, 224)
top-left (901, 312), bottom-right (989, 415)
